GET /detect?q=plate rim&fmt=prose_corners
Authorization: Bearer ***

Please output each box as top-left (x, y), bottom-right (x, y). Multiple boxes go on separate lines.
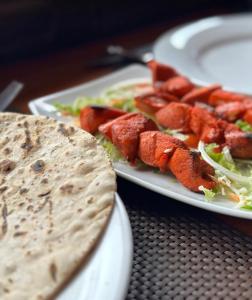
top-left (57, 192), bottom-right (133, 300)
top-left (153, 12), bottom-right (252, 94)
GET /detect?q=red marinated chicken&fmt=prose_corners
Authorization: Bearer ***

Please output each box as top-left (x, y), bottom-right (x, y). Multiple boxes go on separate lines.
top-left (80, 106), bottom-right (126, 133)
top-left (155, 102), bottom-right (192, 133)
top-left (139, 131), bottom-right (216, 191)
top-left (134, 92), bottom-right (179, 115)
top-left (99, 113), bottom-right (158, 162)
top-left (159, 76), bottom-right (194, 97)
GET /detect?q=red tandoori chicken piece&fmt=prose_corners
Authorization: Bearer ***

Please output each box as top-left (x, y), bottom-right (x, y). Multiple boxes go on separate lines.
top-left (99, 113), bottom-right (158, 162)
top-left (214, 99), bottom-right (252, 122)
top-left (190, 106), bottom-right (225, 144)
top-left (244, 109), bottom-right (252, 125)
top-left (155, 102), bottom-right (192, 133)
top-left (80, 106), bottom-right (126, 134)
top-left (184, 134), bottom-right (200, 148)
top-left (181, 84), bottom-right (221, 104)
top-left (139, 131), bottom-right (187, 172)
top-left (225, 131), bottom-right (252, 158)
top-left (168, 148), bottom-right (216, 192)
top-left (159, 76), bottom-right (194, 97)
top-left (134, 92), bottom-right (179, 115)
top-left (208, 89), bottom-right (246, 106)
top-left (138, 131), bottom-right (216, 191)
top-left (215, 102), bottom-right (247, 122)
top-left (98, 113), bottom-right (138, 140)
top-left (148, 60), bottom-right (178, 84)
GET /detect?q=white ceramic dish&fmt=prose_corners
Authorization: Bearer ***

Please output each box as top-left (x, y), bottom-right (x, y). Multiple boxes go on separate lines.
top-left (29, 64), bottom-right (252, 220)
top-left (57, 193), bottom-right (132, 300)
top-left (154, 13), bottom-right (252, 95)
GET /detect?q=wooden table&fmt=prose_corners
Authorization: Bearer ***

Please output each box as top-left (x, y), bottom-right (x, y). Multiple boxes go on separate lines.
top-left (1, 12), bottom-right (251, 236)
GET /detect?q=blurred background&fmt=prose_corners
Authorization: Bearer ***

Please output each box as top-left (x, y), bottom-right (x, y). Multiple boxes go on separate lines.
top-left (0, 0), bottom-right (251, 64)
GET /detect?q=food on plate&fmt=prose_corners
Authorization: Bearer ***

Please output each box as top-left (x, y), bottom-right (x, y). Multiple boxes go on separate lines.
top-left (99, 112), bottom-right (158, 163)
top-left (139, 131), bottom-right (215, 191)
top-left (0, 113), bottom-right (115, 300)
top-left (54, 60), bottom-right (252, 210)
top-left (80, 105), bottom-right (126, 133)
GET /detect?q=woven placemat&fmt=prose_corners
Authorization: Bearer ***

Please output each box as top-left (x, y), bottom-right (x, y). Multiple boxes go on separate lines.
top-left (117, 178), bottom-right (252, 300)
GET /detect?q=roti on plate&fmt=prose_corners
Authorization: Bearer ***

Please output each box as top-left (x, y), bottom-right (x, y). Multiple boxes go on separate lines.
top-left (0, 113), bottom-right (115, 300)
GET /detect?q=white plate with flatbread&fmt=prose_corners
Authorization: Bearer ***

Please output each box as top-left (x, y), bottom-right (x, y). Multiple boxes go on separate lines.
top-left (0, 113), bottom-right (132, 300)
top-left (58, 193), bottom-right (132, 300)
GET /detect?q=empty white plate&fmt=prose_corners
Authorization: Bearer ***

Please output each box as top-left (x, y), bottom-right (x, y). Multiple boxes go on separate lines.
top-left (154, 13), bottom-right (252, 95)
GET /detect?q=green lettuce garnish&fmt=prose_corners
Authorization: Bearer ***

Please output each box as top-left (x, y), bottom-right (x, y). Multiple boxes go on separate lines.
top-left (198, 186), bottom-right (216, 201)
top-left (54, 97), bottom-right (105, 116)
top-left (235, 119), bottom-right (252, 132)
top-left (162, 128), bottom-right (188, 141)
top-left (111, 98), bottom-right (137, 112)
top-left (95, 134), bottom-right (124, 162)
top-left (205, 143), bottom-right (237, 172)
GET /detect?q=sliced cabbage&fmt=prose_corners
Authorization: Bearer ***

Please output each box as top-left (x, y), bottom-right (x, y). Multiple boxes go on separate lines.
top-left (198, 186), bottom-right (217, 201)
top-left (162, 128), bottom-right (188, 141)
top-left (95, 134), bottom-right (124, 162)
top-left (54, 97), bottom-right (105, 116)
top-left (198, 141), bottom-right (251, 184)
top-left (199, 141), bottom-right (252, 209)
top-left (235, 119), bottom-right (252, 132)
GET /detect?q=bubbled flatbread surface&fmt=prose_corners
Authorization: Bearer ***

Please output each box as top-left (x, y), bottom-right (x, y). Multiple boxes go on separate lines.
top-left (0, 113), bottom-right (115, 300)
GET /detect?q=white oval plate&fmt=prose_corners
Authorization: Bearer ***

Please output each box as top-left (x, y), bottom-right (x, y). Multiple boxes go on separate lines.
top-left (57, 193), bottom-right (132, 300)
top-left (29, 64), bottom-right (252, 221)
top-left (154, 13), bottom-right (252, 95)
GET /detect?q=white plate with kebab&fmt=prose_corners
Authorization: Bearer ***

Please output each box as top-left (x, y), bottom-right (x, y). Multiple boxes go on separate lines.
top-left (29, 63), bottom-right (252, 219)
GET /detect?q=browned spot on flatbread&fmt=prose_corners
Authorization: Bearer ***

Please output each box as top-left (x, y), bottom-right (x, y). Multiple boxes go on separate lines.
top-left (19, 188), bottom-right (28, 195)
top-left (3, 148), bottom-right (11, 155)
top-left (21, 129), bottom-right (33, 152)
top-left (38, 191), bottom-right (51, 197)
top-left (49, 263), bottom-right (57, 282)
top-left (0, 159), bottom-right (16, 173)
top-left (31, 160), bottom-right (45, 173)
top-left (36, 196), bottom-right (49, 213)
top-left (58, 124), bottom-right (75, 137)
top-left (27, 205), bottom-right (33, 212)
top-left (41, 178), bottom-right (48, 184)
top-left (60, 184), bottom-right (74, 194)
top-left (2, 200), bottom-right (8, 236)
top-left (13, 231), bottom-right (27, 237)
top-left (0, 186), bottom-right (8, 194)
top-left (49, 199), bottom-right (53, 230)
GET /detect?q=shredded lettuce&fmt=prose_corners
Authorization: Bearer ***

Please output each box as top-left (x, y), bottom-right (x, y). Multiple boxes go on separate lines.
top-left (95, 134), bottom-right (124, 162)
top-left (241, 204), bottom-right (252, 210)
top-left (102, 82), bottom-right (150, 101)
top-left (201, 143), bottom-right (252, 207)
top-left (162, 128), bottom-right (188, 141)
top-left (110, 98), bottom-right (137, 112)
top-left (54, 97), bottom-right (105, 116)
top-left (103, 85), bottom-right (136, 100)
top-left (235, 119), bottom-right (252, 132)
top-left (205, 143), bottom-right (237, 172)
top-left (198, 186), bottom-right (217, 201)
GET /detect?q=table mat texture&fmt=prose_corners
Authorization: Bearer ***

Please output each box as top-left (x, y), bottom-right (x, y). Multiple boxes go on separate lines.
top-left (117, 178), bottom-right (252, 300)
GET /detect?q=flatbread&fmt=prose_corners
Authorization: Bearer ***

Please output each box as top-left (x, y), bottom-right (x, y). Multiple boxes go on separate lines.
top-left (0, 113), bottom-right (115, 300)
